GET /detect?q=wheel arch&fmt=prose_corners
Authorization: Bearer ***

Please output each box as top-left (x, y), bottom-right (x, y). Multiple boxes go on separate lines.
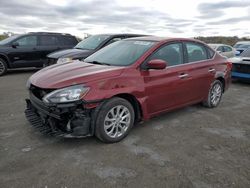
top-left (114, 93), bottom-right (143, 123)
top-left (0, 53), bottom-right (10, 68)
top-left (216, 76), bottom-right (225, 92)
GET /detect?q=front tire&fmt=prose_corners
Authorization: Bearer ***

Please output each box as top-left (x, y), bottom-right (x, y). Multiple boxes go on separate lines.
top-left (203, 80), bottom-right (223, 108)
top-left (95, 97), bottom-right (135, 143)
top-left (0, 58), bottom-right (7, 76)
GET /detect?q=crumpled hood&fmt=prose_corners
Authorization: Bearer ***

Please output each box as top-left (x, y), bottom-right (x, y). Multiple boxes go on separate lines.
top-left (29, 60), bottom-right (125, 89)
top-left (47, 48), bottom-right (93, 59)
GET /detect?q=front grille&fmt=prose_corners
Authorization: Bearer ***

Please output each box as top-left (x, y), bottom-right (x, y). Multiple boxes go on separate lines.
top-left (232, 63), bottom-right (250, 74)
top-left (30, 85), bottom-right (54, 100)
top-left (25, 104), bottom-right (66, 137)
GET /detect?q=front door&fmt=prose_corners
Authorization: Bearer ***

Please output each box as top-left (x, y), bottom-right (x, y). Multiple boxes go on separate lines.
top-left (8, 35), bottom-right (40, 68)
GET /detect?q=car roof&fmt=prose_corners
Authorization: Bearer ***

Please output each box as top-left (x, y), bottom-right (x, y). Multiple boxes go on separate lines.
top-left (208, 43), bottom-right (232, 47)
top-left (95, 33), bottom-right (147, 38)
top-left (124, 36), bottom-right (206, 43)
top-left (28, 32), bottom-right (73, 36)
top-left (235, 41), bottom-right (250, 44)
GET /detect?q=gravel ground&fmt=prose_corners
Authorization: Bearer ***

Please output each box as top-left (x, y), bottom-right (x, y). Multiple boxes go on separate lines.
top-left (0, 70), bottom-right (250, 188)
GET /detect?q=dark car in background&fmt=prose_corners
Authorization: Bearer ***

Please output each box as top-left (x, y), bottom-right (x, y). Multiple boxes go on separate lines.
top-left (46, 34), bottom-right (146, 66)
top-left (0, 32), bottom-right (78, 76)
top-left (231, 48), bottom-right (250, 81)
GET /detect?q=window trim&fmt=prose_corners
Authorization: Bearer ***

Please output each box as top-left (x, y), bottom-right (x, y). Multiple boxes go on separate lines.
top-left (141, 41), bottom-right (185, 70)
top-left (162, 43), bottom-right (216, 69)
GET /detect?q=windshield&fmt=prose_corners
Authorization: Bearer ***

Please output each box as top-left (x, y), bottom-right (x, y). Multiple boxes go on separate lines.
top-left (74, 35), bottom-right (110, 50)
top-left (84, 40), bottom-right (155, 66)
top-left (238, 44), bottom-right (250, 49)
top-left (234, 43), bottom-right (250, 48)
top-left (240, 49), bottom-right (250, 57)
top-left (0, 35), bottom-right (20, 45)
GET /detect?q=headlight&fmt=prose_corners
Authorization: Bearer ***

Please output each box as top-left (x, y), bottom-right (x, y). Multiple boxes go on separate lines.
top-left (57, 57), bottom-right (72, 64)
top-left (43, 85), bottom-right (89, 104)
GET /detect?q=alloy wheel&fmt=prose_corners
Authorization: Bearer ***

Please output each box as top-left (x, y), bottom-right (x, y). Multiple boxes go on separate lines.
top-left (0, 61), bottom-right (5, 74)
top-left (104, 105), bottom-right (131, 138)
top-left (210, 83), bottom-right (222, 106)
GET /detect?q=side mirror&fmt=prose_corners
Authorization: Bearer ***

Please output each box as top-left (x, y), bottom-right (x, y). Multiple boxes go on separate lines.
top-left (12, 42), bottom-right (19, 48)
top-left (147, 59), bottom-right (167, 70)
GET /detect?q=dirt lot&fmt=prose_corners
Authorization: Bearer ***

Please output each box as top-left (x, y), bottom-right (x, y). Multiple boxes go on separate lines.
top-left (0, 70), bottom-right (250, 188)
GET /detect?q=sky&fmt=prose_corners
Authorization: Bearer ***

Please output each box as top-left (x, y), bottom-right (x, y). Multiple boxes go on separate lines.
top-left (0, 0), bottom-right (250, 38)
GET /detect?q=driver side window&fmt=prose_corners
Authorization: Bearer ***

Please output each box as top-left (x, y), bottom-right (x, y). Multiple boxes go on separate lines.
top-left (15, 36), bottom-right (37, 46)
top-left (149, 43), bottom-right (183, 66)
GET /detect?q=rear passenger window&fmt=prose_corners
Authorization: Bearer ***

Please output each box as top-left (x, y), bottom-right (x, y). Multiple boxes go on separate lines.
top-left (185, 42), bottom-right (208, 62)
top-left (62, 36), bottom-right (78, 45)
top-left (217, 46), bottom-right (224, 52)
top-left (40, 36), bottom-right (58, 46)
top-left (224, 46), bottom-right (232, 52)
top-left (149, 43), bottom-right (183, 66)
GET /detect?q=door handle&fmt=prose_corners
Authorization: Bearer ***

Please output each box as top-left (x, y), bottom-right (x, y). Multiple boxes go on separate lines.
top-left (208, 68), bottom-right (215, 73)
top-left (179, 73), bottom-right (189, 79)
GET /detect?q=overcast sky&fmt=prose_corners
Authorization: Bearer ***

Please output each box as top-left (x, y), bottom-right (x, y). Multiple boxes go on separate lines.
top-left (0, 0), bottom-right (250, 38)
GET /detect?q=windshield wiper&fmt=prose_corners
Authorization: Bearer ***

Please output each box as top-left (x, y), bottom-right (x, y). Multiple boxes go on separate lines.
top-left (86, 61), bottom-right (111, 66)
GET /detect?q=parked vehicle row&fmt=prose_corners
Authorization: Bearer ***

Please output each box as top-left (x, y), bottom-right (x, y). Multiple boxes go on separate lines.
top-left (208, 43), bottom-right (235, 58)
top-left (46, 34), bottom-right (146, 66)
top-left (0, 32), bottom-right (79, 76)
top-left (25, 37), bottom-right (232, 143)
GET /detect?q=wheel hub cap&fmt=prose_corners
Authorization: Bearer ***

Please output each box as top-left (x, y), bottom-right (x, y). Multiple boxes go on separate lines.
top-left (211, 83), bottom-right (222, 105)
top-left (104, 105), bottom-right (131, 138)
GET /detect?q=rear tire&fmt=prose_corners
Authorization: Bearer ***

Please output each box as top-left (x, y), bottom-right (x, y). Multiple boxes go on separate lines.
top-left (0, 58), bottom-right (7, 76)
top-left (95, 97), bottom-right (135, 143)
top-left (202, 80), bottom-right (223, 108)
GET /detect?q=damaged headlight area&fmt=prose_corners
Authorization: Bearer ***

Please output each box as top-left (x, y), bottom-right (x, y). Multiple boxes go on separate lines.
top-left (25, 84), bottom-right (93, 137)
top-left (43, 85), bottom-right (89, 104)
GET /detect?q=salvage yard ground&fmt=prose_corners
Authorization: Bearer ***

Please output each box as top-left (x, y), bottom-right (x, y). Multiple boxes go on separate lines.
top-left (0, 70), bottom-right (250, 188)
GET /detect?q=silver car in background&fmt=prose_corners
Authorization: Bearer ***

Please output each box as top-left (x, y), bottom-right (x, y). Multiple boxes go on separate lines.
top-left (208, 43), bottom-right (235, 58)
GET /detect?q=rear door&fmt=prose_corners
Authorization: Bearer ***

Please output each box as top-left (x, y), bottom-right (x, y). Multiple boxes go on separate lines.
top-left (183, 42), bottom-right (216, 101)
top-left (37, 35), bottom-right (61, 67)
top-left (142, 42), bottom-right (196, 115)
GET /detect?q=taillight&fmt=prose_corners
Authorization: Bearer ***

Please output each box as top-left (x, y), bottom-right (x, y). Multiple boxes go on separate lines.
top-left (226, 61), bottom-right (233, 71)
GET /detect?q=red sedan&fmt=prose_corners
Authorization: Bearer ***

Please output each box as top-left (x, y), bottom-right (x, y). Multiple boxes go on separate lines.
top-left (25, 36), bottom-right (232, 143)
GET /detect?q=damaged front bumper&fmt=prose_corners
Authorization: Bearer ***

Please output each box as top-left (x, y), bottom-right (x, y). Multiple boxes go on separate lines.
top-left (25, 92), bottom-right (93, 138)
